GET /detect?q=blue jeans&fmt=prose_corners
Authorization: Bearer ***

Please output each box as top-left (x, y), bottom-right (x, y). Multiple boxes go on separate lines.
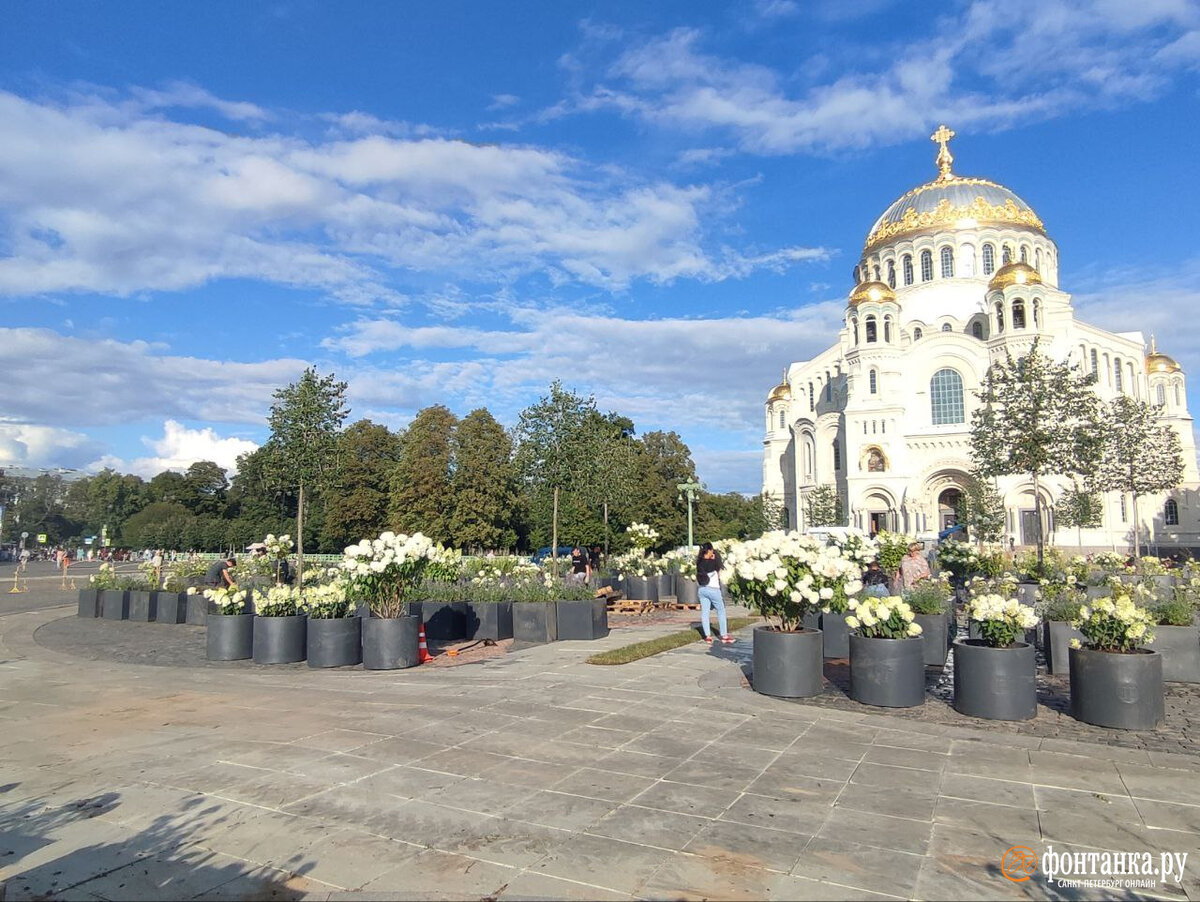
top-left (698, 585), bottom-right (728, 638)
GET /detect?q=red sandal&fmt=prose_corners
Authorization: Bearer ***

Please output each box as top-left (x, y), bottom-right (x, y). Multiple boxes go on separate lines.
top-left (720, 635), bottom-right (735, 644)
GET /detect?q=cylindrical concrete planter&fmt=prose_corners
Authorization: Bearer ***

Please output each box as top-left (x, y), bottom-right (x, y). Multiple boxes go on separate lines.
top-left (953, 640), bottom-right (1036, 721)
top-left (253, 614), bottom-right (307, 664)
top-left (657, 573), bottom-right (674, 599)
top-left (466, 601), bottom-right (514, 640)
top-left (307, 616), bottom-right (362, 668)
top-left (914, 611), bottom-right (950, 667)
top-left (752, 626), bottom-right (823, 698)
top-left (101, 590), bottom-right (129, 620)
top-left (625, 576), bottom-right (659, 603)
top-left (1042, 621), bottom-right (1085, 676)
top-left (556, 599), bottom-right (608, 640)
top-left (513, 602), bottom-right (558, 644)
top-left (206, 613), bottom-right (254, 661)
top-left (849, 635), bottom-right (925, 708)
top-left (422, 601), bottom-right (467, 640)
top-left (1069, 646), bottom-right (1164, 730)
top-left (187, 594), bottom-right (213, 625)
top-left (801, 609), bottom-right (820, 632)
top-left (676, 578), bottom-right (699, 606)
top-left (362, 615), bottom-right (420, 670)
top-left (128, 591), bottom-right (158, 622)
top-left (1150, 625), bottom-right (1200, 683)
top-left (155, 592), bottom-right (188, 624)
top-left (820, 611), bottom-right (850, 659)
top-left (77, 588), bottom-right (101, 618)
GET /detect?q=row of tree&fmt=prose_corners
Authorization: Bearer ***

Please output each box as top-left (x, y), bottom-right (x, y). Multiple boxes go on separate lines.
top-left (0, 374), bottom-right (777, 558)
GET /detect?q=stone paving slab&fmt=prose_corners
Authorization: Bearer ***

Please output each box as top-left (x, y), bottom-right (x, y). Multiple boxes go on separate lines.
top-left (1, 595), bottom-right (1199, 900)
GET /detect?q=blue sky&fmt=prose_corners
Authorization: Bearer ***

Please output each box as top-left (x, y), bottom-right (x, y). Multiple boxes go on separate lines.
top-left (1, 0), bottom-right (1198, 492)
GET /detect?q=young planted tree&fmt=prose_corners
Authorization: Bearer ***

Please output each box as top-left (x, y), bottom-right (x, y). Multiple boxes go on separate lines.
top-left (1056, 482), bottom-right (1104, 548)
top-left (1094, 395), bottom-right (1184, 557)
top-left (970, 341), bottom-right (1104, 565)
top-left (804, 484), bottom-right (844, 528)
top-left (266, 367), bottom-right (348, 585)
top-left (448, 408), bottom-right (519, 552)
top-left (389, 405), bottom-right (458, 543)
top-left (957, 474), bottom-right (1006, 544)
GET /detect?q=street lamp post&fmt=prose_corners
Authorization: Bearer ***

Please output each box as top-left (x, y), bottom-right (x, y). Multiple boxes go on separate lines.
top-left (677, 479), bottom-right (701, 550)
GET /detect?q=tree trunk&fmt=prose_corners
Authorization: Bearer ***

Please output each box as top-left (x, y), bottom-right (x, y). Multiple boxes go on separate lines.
top-left (1131, 491), bottom-right (1141, 559)
top-left (296, 480), bottom-right (305, 589)
top-left (551, 486), bottom-right (559, 564)
top-left (603, 500), bottom-right (609, 556)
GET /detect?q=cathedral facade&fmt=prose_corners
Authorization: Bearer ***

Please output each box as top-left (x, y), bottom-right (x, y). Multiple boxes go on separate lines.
top-left (763, 127), bottom-right (1198, 551)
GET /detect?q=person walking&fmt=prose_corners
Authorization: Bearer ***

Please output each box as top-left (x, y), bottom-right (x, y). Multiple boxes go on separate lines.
top-left (899, 541), bottom-right (931, 590)
top-left (696, 542), bottom-right (732, 645)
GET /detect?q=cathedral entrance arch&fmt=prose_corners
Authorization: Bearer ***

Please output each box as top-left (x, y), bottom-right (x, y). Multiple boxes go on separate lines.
top-left (862, 489), bottom-right (897, 536)
top-left (938, 488), bottom-right (963, 532)
top-left (923, 469), bottom-right (971, 535)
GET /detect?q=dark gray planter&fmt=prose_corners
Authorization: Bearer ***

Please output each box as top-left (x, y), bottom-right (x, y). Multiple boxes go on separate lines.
top-left (1069, 647), bottom-right (1164, 730)
top-left (914, 612), bottom-right (950, 666)
top-left (556, 599), bottom-right (608, 640)
top-left (362, 615), bottom-right (420, 670)
top-left (657, 573), bottom-right (674, 599)
top-left (625, 576), bottom-right (658, 602)
top-left (77, 588), bottom-right (101, 618)
top-left (128, 591), bottom-right (158, 622)
top-left (101, 590), bottom-right (129, 620)
top-left (187, 594), bottom-right (213, 625)
top-left (1016, 582), bottom-right (1039, 607)
top-left (1085, 584), bottom-right (1112, 600)
top-left (820, 611), bottom-right (850, 658)
top-left (307, 617), bottom-right (362, 668)
top-left (421, 601), bottom-right (467, 640)
top-left (513, 603), bottom-right (557, 644)
top-left (466, 601), bottom-right (514, 640)
top-left (676, 578), bottom-right (699, 606)
top-left (206, 613), bottom-right (254, 661)
top-left (802, 609), bottom-right (820, 632)
top-left (1043, 621), bottom-right (1085, 676)
top-left (1154, 625), bottom-right (1200, 683)
top-left (752, 626), bottom-right (823, 698)
top-left (155, 592), bottom-right (188, 624)
top-left (953, 639), bottom-right (1036, 721)
top-left (253, 614), bottom-right (307, 664)
top-left (849, 635), bottom-right (925, 708)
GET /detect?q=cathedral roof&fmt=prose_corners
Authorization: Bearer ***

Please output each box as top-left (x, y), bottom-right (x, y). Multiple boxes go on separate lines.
top-left (767, 381), bottom-right (792, 402)
top-left (848, 280), bottom-right (896, 307)
top-left (863, 125), bottom-right (1045, 253)
top-left (1146, 337), bottom-right (1182, 374)
top-left (987, 261), bottom-right (1042, 291)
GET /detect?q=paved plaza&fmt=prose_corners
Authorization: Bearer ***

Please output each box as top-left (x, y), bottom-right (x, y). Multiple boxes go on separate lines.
top-left (2, 568), bottom-right (1199, 900)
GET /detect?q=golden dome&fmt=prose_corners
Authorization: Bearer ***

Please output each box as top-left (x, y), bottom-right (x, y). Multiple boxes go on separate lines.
top-left (1146, 353), bottom-right (1181, 375)
top-left (768, 381), bottom-right (792, 403)
top-left (987, 261), bottom-right (1042, 291)
top-left (848, 280), bottom-right (897, 306)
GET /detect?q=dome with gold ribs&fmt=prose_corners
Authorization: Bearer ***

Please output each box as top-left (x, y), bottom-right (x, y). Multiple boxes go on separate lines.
top-left (863, 125), bottom-right (1045, 254)
top-left (987, 261), bottom-right (1042, 291)
top-left (767, 380), bottom-right (792, 403)
top-left (848, 280), bottom-right (897, 307)
top-left (1146, 337), bottom-right (1182, 375)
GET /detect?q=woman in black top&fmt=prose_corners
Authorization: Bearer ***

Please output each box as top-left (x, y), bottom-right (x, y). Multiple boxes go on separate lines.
top-left (696, 542), bottom-right (731, 644)
top-left (570, 546), bottom-right (591, 584)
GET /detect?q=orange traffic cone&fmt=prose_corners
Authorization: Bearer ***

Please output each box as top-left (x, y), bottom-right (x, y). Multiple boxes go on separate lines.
top-left (418, 624), bottom-right (433, 663)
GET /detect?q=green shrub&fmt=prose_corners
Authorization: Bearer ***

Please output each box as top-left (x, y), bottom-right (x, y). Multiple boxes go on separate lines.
top-left (1152, 597), bottom-right (1196, 627)
top-left (903, 581), bottom-right (949, 615)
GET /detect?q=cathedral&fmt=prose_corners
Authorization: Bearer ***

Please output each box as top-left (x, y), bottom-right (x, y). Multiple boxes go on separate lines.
top-left (763, 126), bottom-right (1198, 551)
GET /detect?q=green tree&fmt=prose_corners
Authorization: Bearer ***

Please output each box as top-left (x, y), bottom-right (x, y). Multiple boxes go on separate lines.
top-left (322, 419), bottom-right (402, 550)
top-left (696, 491), bottom-right (781, 541)
top-left (448, 408), bottom-right (519, 551)
top-left (957, 474), bottom-right (1006, 544)
top-left (1094, 395), bottom-right (1184, 557)
top-left (12, 474), bottom-right (81, 544)
top-left (265, 367), bottom-right (348, 584)
top-left (148, 470), bottom-right (190, 506)
top-left (804, 484), bottom-right (844, 527)
top-left (1057, 481), bottom-right (1105, 548)
top-left (183, 461), bottom-right (229, 516)
top-left (83, 469), bottom-right (149, 539)
top-left (579, 411), bottom-right (639, 553)
top-left (970, 340), bottom-right (1103, 565)
top-left (389, 405), bottom-right (457, 542)
top-left (226, 445), bottom-right (292, 549)
top-left (121, 501), bottom-right (194, 550)
top-left (632, 430), bottom-right (697, 550)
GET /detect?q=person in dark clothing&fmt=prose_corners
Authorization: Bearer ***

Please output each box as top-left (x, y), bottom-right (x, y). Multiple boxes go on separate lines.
top-left (569, 546), bottom-right (591, 584)
top-left (862, 560), bottom-right (890, 597)
top-left (696, 542), bottom-right (731, 644)
top-left (588, 545), bottom-right (602, 572)
top-left (205, 555), bottom-right (237, 588)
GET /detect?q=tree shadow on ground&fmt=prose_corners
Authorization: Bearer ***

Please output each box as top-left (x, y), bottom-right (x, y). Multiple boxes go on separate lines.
top-left (1, 782), bottom-right (317, 900)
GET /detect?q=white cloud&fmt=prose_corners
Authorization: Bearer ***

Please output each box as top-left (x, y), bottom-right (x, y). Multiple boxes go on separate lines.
top-left (0, 423), bottom-right (103, 469)
top-left (98, 420), bottom-right (259, 478)
top-left (0, 87), bottom-right (824, 299)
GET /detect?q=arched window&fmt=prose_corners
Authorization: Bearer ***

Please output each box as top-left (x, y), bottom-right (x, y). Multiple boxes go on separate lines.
top-left (826, 381), bottom-right (832, 402)
top-left (1012, 300), bottom-right (1026, 329)
top-left (920, 250), bottom-right (933, 282)
top-left (1020, 245), bottom-right (1029, 263)
top-left (852, 317), bottom-right (859, 344)
top-left (941, 323), bottom-right (952, 332)
top-left (959, 243), bottom-right (976, 277)
top-left (982, 243), bottom-right (995, 275)
top-left (872, 264), bottom-right (880, 281)
top-left (902, 254), bottom-right (914, 285)
top-left (913, 327), bottom-right (923, 341)
top-left (808, 383), bottom-right (814, 411)
top-left (865, 316), bottom-right (877, 343)
top-left (940, 246), bottom-right (955, 278)
top-left (930, 368), bottom-right (965, 425)
top-left (972, 321), bottom-right (983, 340)
top-left (853, 265), bottom-right (861, 284)
top-left (995, 302), bottom-right (1004, 333)
top-left (1120, 495), bottom-right (1127, 522)
top-left (833, 440), bottom-right (841, 471)
top-left (1157, 384), bottom-right (1166, 406)
top-left (803, 435), bottom-right (814, 479)
top-left (1114, 359), bottom-right (1123, 392)
top-left (1002, 245), bottom-right (1013, 264)
top-left (1090, 348), bottom-right (1098, 376)
top-left (886, 261), bottom-right (896, 288)
top-left (779, 410), bottom-right (786, 430)
top-left (1032, 299), bottom-right (1040, 328)
top-left (1034, 248), bottom-right (1042, 272)
top-left (1175, 383), bottom-right (1181, 406)
top-left (883, 316), bottom-right (892, 343)
top-left (869, 369), bottom-right (878, 394)
top-left (1166, 498), bottom-right (1179, 526)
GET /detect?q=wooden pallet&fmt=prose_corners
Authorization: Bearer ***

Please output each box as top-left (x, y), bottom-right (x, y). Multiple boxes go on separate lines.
top-left (608, 600), bottom-right (654, 615)
top-left (657, 602), bottom-right (700, 611)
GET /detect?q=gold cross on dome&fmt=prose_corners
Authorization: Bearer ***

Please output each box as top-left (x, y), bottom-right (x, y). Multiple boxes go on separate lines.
top-left (931, 124), bottom-right (955, 180)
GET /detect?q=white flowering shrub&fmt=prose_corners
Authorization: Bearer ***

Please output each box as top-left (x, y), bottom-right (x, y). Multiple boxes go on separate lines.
top-left (965, 593), bottom-right (1039, 647)
top-left (627, 522), bottom-right (660, 551)
top-left (257, 584), bottom-right (301, 617)
top-left (845, 595), bottom-right (923, 640)
top-left (1092, 551), bottom-right (1131, 572)
top-left (937, 540), bottom-right (981, 577)
top-left (264, 533), bottom-right (294, 558)
top-left (1071, 593), bottom-right (1156, 652)
top-left (339, 531), bottom-right (447, 618)
top-left (203, 585), bottom-right (249, 615)
top-left (304, 578), bottom-right (353, 619)
top-left (828, 531), bottom-right (878, 569)
top-left (609, 549), bottom-right (664, 578)
top-left (662, 548), bottom-right (698, 580)
top-left (722, 531), bottom-right (864, 630)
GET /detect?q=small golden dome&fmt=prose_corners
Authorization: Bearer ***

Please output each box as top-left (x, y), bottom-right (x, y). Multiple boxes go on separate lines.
top-left (767, 381), bottom-right (792, 403)
top-left (1146, 353), bottom-right (1181, 375)
top-left (848, 280), bottom-right (897, 306)
top-left (987, 261), bottom-right (1042, 291)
